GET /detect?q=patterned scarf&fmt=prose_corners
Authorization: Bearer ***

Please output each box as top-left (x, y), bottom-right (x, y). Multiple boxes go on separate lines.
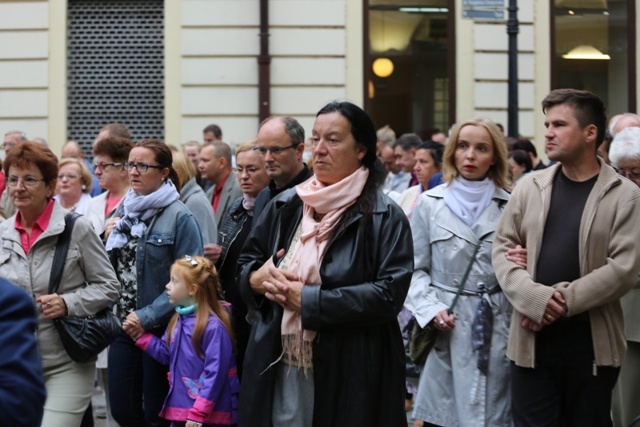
top-left (106, 180), bottom-right (179, 251)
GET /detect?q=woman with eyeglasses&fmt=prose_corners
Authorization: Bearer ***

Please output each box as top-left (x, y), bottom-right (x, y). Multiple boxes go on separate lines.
top-left (0, 141), bottom-right (120, 426)
top-left (87, 136), bottom-right (133, 240)
top-left (105, 139), bottom-right (204, 427)
top-left (216, 137), bottom-right (270, 379)
top-left (84, 136), bottom-right (133, 427)
top-left (54, 158), bottom-right (93, 215)
top-left (609, 126), bottom-right (640, 427)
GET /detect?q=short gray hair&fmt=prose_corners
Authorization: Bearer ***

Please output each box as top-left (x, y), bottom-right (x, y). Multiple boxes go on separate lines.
top-left (212, 141), bottom-right (232, 166)
top-left (609, 113), bottom-right (640, 137)
top-left (609, 126), bottom-right (640, 168)
top-left (4, 130), bottom-right (27, 141)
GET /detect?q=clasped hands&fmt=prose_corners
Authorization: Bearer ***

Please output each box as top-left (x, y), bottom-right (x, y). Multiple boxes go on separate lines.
top-left (123, 312), bottom-right (145, 340)
top-left (521, 291), bottom-right (567, 332)
top-left (249, 249), bottom-right (304, 313)
top-left (505, 245), bottom-right (568, 332)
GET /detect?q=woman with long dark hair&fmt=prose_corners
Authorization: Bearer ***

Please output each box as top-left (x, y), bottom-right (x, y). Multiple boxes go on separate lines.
top-left (237, 101), bottom-right (414, 427)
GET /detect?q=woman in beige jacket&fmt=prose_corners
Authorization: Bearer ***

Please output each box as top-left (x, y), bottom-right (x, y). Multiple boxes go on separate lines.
top-left (0, 141), bottom-right (120, 427)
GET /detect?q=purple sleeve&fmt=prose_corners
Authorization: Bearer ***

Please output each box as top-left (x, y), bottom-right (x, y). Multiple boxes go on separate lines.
top-left (135, 330), bottom-right (171, 365)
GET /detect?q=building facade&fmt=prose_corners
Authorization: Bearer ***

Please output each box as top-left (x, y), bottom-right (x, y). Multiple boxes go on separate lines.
top-left (0, 0), bottom-right (636, 157)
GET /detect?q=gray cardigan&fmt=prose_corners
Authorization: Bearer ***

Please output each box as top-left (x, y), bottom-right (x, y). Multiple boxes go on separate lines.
top-left (180, 178), bottom-right (218, 245)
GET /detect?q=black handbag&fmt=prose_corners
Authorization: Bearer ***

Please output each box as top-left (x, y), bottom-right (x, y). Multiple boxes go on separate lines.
top-left (48, 212), bottom-right (121, 363)
top-left (408, 243), bottom-right (480, 365)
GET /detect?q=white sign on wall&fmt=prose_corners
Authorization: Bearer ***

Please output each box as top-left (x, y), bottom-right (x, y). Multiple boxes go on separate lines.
top-left (462, 0), bottom-right (506, 20)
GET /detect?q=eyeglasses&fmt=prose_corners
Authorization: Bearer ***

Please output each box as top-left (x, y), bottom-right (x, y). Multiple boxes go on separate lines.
top-left (93, 162), bottom-right (124, 171)
top-left (254, 144), bottom-right (297, 156)
top-left (124, 162), bottom-right (164, 173)
top-left (184, 255), bottom-right (198, 267)
top-left (234, 166), bottom-right (260, 175)
top-left (57, 174), bottom-right (82, 181)
top-left (7, 176), bottom-right (46, 187)
top-left (615, 168), bottom-right (640, 181)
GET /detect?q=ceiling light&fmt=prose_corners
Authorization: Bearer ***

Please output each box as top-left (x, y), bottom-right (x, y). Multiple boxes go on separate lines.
top-left (372, 58), bottom-right (394, 78)
top-left (562, 45), bottom-right (610, 60)
top-left (399, 7), bottom-right (448, 13)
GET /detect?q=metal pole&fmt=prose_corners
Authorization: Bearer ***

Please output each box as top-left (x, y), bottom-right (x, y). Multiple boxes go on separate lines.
top-left (507, 0), bottom-right (519, 138)
top-left (258, 0), bottom-right (271, 122)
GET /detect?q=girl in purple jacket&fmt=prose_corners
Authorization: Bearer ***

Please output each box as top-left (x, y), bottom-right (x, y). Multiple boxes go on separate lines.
top-left (127, 255), bottom-right (239, 427)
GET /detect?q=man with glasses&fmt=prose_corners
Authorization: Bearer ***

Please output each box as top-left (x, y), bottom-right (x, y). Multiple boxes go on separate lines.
top-left (198, 141), bottom-right (241, 229)
top-left (3, 130), bottom-right (25, 153)
top-left (252, 116), bottom-right (312, 221)
top-left (0, 130), bottom-right (27, 219)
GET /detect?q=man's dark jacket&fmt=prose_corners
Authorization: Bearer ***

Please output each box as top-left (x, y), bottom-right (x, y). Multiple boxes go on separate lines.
top-left (237, 188), bottom-right (414, 427)
top-left (251, 164), bottom-right (312, 223)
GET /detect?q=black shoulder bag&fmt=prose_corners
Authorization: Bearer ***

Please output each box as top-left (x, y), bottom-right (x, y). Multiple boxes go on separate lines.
top-left (48, 213), bottom-right (121, 363)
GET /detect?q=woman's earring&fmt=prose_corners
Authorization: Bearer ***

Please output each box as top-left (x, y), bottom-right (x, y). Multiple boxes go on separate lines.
top-left (82, 184), bottom-right (87, 190)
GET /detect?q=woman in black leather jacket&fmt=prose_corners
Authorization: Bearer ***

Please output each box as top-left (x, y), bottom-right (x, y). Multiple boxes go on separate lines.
top-left (216, 137), bottom-right (270, 379)
top-left (237, 101), bottom-right (414, 427)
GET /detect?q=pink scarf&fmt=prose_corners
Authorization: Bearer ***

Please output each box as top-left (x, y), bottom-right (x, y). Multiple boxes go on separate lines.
top-left (280, 166), bottom-right (369, 368)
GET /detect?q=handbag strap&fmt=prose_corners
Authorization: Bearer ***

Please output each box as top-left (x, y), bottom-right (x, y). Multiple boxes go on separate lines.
top-left (48, 212), bottom-right (81, 294)
top-left (447, 242), bottom-right (480, 314)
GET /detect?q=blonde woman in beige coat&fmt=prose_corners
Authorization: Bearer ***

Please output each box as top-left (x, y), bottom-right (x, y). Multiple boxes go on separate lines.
top-left (0, 141), bottom-right (120, 427)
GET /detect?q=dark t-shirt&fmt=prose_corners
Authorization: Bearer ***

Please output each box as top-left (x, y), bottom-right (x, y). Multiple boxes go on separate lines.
top-left (536, 170), bottom-right (598, 288)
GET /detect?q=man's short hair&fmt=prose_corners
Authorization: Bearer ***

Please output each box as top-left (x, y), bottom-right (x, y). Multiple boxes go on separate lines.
top-left (4, 130), bottom-right (27, 141)
top-left (259, 116), bottom-right (305, 146)
top-left (393, 133), bottom-right (422, 152)
top-left (377, 125), bottom-right (396, 145)
top-left (182, 140), bottom-right (201, 150)
top-left (100, 123), bottom-right (131, 140)
top-left (542, 89), bottom-right (606, 148)
top-left (512, 139), bottom-right (538, 158)
top-left (211, 141), bottom-right (232, 166)
top-left (203, 124), bottom-right (223, 139)
top-left (608, 113), bottom-right (640, 138)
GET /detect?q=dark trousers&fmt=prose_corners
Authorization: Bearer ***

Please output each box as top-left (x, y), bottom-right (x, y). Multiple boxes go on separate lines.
top-left (511, 320), bottom-right (620, 427)
top-left (108, 331), bottom-right (169, 427)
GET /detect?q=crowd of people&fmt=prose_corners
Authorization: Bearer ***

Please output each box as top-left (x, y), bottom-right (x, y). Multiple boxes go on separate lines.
top-left (1, 89), bottom-right (640, 427)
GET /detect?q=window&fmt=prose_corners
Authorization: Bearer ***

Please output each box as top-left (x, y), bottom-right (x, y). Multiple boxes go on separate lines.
top-left (366, 0), bottom-right (454, 139)
top-left (67, 0), bottom-right (164, 153)
top-left (552, 0), bottom-right (636, 113)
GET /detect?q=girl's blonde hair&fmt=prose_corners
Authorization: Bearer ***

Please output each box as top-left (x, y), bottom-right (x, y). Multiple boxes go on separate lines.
top-left (166, 256), bottom-right (235, 357)
top-left (442, 118), bottom-right (508, 188)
